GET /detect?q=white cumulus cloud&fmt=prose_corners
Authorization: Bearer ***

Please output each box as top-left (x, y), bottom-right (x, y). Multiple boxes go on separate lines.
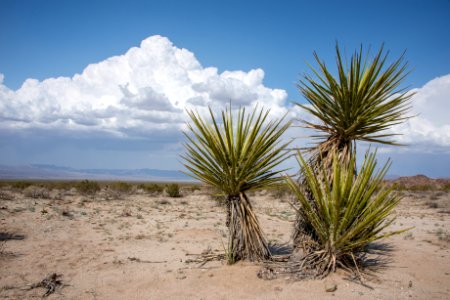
top-left (393, 74), bottom-right (450, 152)
top-left (0, 35), bottom-right (288, 138)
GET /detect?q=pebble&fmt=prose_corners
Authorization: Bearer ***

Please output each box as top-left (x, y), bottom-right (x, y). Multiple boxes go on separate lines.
top-left (325, 279), bottom-right (337, 292)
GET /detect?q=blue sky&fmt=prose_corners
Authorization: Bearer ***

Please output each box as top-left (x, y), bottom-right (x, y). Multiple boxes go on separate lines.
top-left (0, 0), bottom-right (449, 177)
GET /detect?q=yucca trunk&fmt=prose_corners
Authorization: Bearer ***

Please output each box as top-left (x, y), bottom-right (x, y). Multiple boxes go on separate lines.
top-left (226, 193), bottom-right (271, 262)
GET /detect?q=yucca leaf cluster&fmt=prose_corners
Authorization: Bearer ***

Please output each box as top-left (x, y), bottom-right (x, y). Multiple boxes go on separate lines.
top-left (296, 45), bottom-right (413, 159)
top-left (182, 106), bottom-right (291, 196)
top-left (287, 151), bottom-right (406, 275)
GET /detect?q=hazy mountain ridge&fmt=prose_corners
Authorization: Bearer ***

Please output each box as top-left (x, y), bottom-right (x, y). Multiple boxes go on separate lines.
top-left (1, 164), bottom-right (448, 184)
top-left (0, 164), bottom-right (189, 181)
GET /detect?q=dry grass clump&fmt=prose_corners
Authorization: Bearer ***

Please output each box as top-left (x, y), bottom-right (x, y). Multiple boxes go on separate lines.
top-left (0, 190), bottom-right (14, 200)
top-left (23, 186), bottom-right (50, 199)
top-left (138, 183), bottom-right (164, 195)
top-left (210, 193), bottom-right (226, 206)
top-left (435, 228), bottom-right (450, 243)
top-left (268, 184), bottom-right (292, 201)
top-left (109, 181), bottom-right (133, 194)
top-left (76, 180), bottom-right (100, 197)
top-left (10, 181), bottom-right (33, 190)
top-left (187, 185), bottom-right (201, 193)
top-left (104, 181), bottom-right (135, 200)
top-left (393, 183), bottom-right (435, 191)
top-left (165, 183), bottom-right (181, 198)
top-left (155, 199), bottom-right (171, 206)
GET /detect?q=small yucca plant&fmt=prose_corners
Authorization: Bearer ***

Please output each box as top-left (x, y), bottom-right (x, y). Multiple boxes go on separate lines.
top-left (182, 106), bottom-right (291, 262)
top-left (286, 150), bottom-right (406, 277)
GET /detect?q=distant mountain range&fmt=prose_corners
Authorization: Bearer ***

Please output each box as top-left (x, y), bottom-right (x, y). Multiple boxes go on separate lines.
top-left (1, 164), bottom-right (447, 183)
top-left (0, 164), bottom-right (191, 181)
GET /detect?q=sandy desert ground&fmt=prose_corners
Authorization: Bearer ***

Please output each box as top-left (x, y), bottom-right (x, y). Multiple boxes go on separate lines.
top-left (1, 185), bottom-right (449, 299)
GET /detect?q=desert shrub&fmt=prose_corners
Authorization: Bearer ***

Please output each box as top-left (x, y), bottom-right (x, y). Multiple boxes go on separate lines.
top-left (0, 190), bottom-right (14, 200)
top-left (210, 193), bottom-right (226, 206)
top-left (23, 186), bottom-right (50, 199)
top-left (156, 199), bottom-right (171, 205)
top-left (392, 183), bottom-right (406, 191)
top-left (110, 181), bottom-right (133, 194)
top-left (165, 183), bottom-right (181, 198)
top-left (45, 181), bottom-right (77, 191)
top-left (138, 183), bottom-right (163, 194)
top-left (286, 151), bottom-right (406, 277)
top-left (189, 185), bottom-right (201, 192)
top-left (0, 181), bottom-right (9, 188)
top-left (409, 185), bottom-right (435, 191)
top-left (436, 228), bottom-right (450, 243)
top-left (268, 184), bottom-right (291, 199)
top-left (426, 201), bottom-right (439, 209)
top-left (76, 180), bottom-right (100, 196)
top-left (393, 183), bottom-right (437, 192)
top-left (11, 181), bottom-right (33, 190)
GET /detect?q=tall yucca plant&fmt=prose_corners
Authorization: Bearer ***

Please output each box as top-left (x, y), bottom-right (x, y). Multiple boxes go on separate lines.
top-left (297, 44), bottom-right (413, 158)
top-left (182, 106), bottom-right (291, 262)
top-left (293, 44), bottom-right (413, 245)
top-left (286, 150), bottom-right (406, 277)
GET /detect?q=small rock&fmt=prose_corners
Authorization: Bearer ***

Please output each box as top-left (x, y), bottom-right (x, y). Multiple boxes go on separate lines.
top-left (274, 286), bottom-right (283, 292)
top-left (176, 269), bottom-right (186, 280)
top-left (176, 273), bottom-right (186, 280)
top-left (325, 280), bottom-right (337, 292)
top-left (408, 280), bottom-right (413, 288)
top-left (257, 267), bottom-right (277, 280)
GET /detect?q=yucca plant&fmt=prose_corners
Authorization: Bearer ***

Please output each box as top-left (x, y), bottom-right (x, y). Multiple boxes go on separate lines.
top-left (293, 44), bottom-right (413, 246)
top-left (286, 150), bottom-right (406, 277)
top-left (182, 106), bottom-right (291, 262)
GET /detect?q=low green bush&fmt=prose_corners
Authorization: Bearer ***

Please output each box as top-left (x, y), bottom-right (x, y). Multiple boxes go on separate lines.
top-left (76, 180), bottom-right (100, 196)
top-left (110, 181), bottom-right (133, 194)
top-left (138, 183), bottom-right (164, 194)
top-left (11, 181), bottom-right (33, 190)
top-left (166, 183), bottom-right (181, 198)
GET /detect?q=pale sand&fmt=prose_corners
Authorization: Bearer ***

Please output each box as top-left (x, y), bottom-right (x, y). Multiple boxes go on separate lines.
top-left (1, 188), bottom-right (449, 299)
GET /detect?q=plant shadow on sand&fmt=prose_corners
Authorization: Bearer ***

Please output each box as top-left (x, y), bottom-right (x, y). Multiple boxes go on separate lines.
top-left (341, 242), bottom-right (396, 287)
top-left (268, 242), bottom-right (292, 256)
top-left (0, 232), bottom-right (25, 259)
top-left (0, 232), bottom-right (26, 241)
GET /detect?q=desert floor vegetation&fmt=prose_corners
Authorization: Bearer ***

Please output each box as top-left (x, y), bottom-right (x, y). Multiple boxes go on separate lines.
top-left (0, 181), bottom-right (449, 298)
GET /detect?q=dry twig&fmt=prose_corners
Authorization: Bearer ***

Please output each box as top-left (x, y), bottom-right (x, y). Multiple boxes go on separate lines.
top-left (27, 273), bottom-right (64, 297)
